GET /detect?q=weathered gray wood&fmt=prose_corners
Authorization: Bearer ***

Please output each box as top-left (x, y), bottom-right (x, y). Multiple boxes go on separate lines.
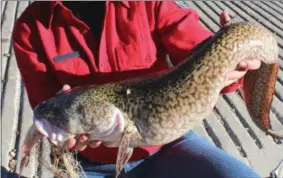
top-left (193, 122), bottom-right (214, 144)
top-left (262, 1), bottom-right (283, 16)
top-left (184, 1), bottom-right (217, 32)
top-left (272, 1), bottom-right (283, 9)
top-left (271, 96), bottom-right (283, 124)
top-left (193, 1), bottom-right (224, 25)
top-left (1, 1), bottom-right (7, 18)
top-left (252, 1), bottom-right (283, 24)
top-left (275, 81), bottom-right (283, 102)
top-left (1, 1), bottom-right (17, 81)
top-left (14, 1), bottom-right (37, 175)
top-left (1, 1), bottom-right (17, 44)
top-left (279, 59), bottom-right (283, 70)
top-left (243, 1), bottom-right (283, 30)
top-left (232, 1), bottom-right (283, 37)
top-left (1, 1), bottom-right (7, 36)
top-left (216, 96), bottom-right (282, 177)
top-left (204, 113), bottom-right (249, 165)
top-left (278, 69), bottom-right (283, 84)
top-left (1, 59), bottom-right (21, 177)
top-left (189, 1), bottom-right (220, 31)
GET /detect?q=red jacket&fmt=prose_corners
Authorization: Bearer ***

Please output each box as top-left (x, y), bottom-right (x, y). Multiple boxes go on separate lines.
top-left (12, 1), bottom-right (241, 163)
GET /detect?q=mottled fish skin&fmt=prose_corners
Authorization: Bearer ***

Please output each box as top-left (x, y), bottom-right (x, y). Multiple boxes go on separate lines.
top-left (33, 21), bottom-right (282, 146)
top-left (20, 21), bottom-right (283, 178)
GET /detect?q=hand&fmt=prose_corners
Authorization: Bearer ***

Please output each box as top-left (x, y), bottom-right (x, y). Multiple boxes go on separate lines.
top-left (219, 11), bottom-right (261, 87)
top-left (58, 84), bottom-right (102, 151)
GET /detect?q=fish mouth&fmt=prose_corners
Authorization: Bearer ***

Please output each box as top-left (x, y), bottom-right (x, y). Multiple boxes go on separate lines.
top-left (33, 108), bottom-right (125, 147)
top-left (34, 117), bottom-right (74, 147)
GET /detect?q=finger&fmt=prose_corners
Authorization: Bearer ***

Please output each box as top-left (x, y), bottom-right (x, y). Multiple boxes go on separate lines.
top-left (56, 84), bottom-right (71, 95)
top-left (245, 60), bottom-right (261, 70)
top-left (235, 61), bottom-right (248, 71)
top-left (89, 141), bottom-right (102, 148)
top-left (65, 138), bottom-right (76, 150)
top-left (226, 70), bottom-right (247, 81)
top-left (220, 11), bottom-right (231, 26)
top-left (224, 78), bottom-right (239, 87)
top-left (74, 134), bottom-right (89, 151)
top-left (76, 142), bottom-right (88, 151)
top-left (62, 84), bottom-right (71, 92)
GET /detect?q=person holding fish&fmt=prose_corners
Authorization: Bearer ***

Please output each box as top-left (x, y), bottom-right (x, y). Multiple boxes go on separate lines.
top-left (12, 1), bottom-right (262, 178)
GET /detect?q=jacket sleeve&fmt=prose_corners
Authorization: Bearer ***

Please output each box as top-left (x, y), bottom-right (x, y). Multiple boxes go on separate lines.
top-left (154, 1), bottom-right (242, 93)
top-left (12, 20), bottom-right (61, 109)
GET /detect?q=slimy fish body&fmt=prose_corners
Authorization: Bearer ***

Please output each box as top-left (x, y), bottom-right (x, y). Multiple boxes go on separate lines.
top-left (19, 21), bottom-right (282, 178)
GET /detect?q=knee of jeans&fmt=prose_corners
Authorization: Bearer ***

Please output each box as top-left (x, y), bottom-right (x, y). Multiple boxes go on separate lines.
top-left (163, 130), bottom-right (202, 150)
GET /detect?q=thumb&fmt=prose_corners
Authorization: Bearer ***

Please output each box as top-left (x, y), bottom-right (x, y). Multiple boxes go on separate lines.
top-left (57, 84), bottom-right (71, 95)
top-left (62, 84), bottom-right (71, 92)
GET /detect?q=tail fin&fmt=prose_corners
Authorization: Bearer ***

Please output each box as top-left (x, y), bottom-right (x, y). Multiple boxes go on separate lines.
top-left (243, 62), bottom-right (283, 139)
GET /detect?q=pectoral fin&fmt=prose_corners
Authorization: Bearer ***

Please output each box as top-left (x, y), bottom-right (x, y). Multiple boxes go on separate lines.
top-left (18, 124), bottom-right (43, 178)
top-left (115, 130), bottom-right (133, 178)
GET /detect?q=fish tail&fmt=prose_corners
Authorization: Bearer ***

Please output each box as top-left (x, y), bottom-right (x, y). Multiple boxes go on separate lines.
top-left (243, 62), bottom-right (282, 139)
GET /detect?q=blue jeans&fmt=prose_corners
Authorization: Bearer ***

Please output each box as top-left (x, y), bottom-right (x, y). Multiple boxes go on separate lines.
top-left (77, 131), bottom-right (260, 178)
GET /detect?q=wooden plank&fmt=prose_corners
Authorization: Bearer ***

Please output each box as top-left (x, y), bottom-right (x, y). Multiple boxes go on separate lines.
top-left (203, 1), bottom-right (226, 15)
top-left (252, 1), bottom-right (283, 24)
top-left (232, 1), bottom-right (283, 37)
top-left (278, 69), bottom-right (283, 84)
top-left (243, 1), bottom-right (283, 30)
top-left (204, 113), bottom-right (248, 165)
top-left (1, 1), bottom-right (17, 82)
top-left (192, 1), bottom-right (221, 29)
top-left (192, 122), bottom-right (214, 145)
top-left (272, 1), bottom-right (283, 9)
top-left (271, 96), bottom-right (283, 124)
top-left (1, 1), bottom-right (17, 44)
top-left (185, 1), bottom-right (219, 32)
top-left (215, 96), bottom-right (278, 176)
top-left (12, 2), bottom-right (36, 177)
top-left (262, 1), bottom-right (283, 16)
top-left (279, 59), bottom-right (283, 71)
top-left (1, 63), bottom-right (21, 177)
top-left (1, 1), bottom-right (7, 18)
top-left (275, 81), bottom-right (283, 102)
top-left (1, 1), bottom-right (8, 28)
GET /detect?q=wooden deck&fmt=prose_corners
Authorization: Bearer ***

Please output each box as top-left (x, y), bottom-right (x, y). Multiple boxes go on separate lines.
top-left (1, 1), bottom-right (283, 178)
